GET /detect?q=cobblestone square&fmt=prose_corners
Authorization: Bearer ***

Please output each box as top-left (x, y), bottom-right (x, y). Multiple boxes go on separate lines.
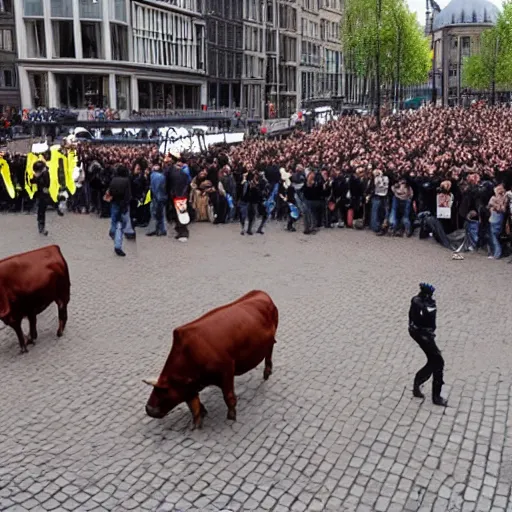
top-left (1, 213), bottom-right (511, 512)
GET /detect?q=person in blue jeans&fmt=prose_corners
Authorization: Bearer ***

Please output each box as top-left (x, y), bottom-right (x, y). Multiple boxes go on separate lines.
top-left (487, 184), bottom-right (507, 259)
top-left (108, 166), bottom-right (132, 257)
top-left (368, 170), bottom-right (389, 234)
top-left (389, 177), bottom-right (414, 236)
top-left (146, 161), bottom-right (168, 237)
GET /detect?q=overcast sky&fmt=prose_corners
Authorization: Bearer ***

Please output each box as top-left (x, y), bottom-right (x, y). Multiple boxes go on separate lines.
top-left (408, 0), bottom-right (502, 25)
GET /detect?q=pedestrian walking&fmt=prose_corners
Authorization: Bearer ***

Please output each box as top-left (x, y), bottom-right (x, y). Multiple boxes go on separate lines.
top-left (31, 161), bottom-right (50, 236)
top-left (409, 283), bottom-right (448, 407)
top-left (107, 166), bottom-right (131, 257)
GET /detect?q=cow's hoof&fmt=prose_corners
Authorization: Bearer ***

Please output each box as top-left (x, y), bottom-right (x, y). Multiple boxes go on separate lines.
top-left (227, 410), bottom-right (236, 422)
top-left (56, 330), bottom-right (63, 338)
top-left (263, 370), bottom-right (272, 381)
top-left (27, 338), bottom-right (36, 346)
top-left (19, 348), bottom-right (28, 355)
top-left (193, 419), bottom-right (204, 430)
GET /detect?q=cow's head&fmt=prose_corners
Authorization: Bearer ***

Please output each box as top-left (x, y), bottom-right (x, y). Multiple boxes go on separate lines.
top-left (143, 376), bottom-right (189, 418)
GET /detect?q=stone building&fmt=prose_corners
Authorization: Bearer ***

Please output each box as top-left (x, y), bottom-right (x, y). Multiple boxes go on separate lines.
top-left (0, 0), bottom-right (20, 110)
top-left (13, 0), bottom-right (207, 114)
top-left (427, 0), bottom-right (500, 106)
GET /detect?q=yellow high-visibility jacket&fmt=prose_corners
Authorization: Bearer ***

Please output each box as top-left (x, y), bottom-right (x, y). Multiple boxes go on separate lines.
top-left (0, 158), bottom-right (15, 199)
top-left (25, 153), bottom-right (45, 199)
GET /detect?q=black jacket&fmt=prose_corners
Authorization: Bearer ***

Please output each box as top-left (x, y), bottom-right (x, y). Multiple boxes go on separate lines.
top-left (32, 169), bottom-right (50, 194)
top-left (109, 176), bottom-right (132, 212)
top-left (409, 294), bottom-right (436, 333)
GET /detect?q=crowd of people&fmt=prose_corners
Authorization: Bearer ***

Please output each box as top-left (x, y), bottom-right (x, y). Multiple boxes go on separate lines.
top-left (1, 105), bottom-right (512, 260)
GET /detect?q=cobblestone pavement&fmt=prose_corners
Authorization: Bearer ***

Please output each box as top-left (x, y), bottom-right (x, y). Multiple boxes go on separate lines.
top-left (1, 212), bottom-right (512, 512)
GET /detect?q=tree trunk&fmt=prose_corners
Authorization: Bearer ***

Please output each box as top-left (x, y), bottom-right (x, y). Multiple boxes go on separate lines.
top-left (375, 0), bottom-right (382, 128)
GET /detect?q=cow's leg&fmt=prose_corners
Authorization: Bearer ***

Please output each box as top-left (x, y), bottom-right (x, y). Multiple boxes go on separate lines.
top-left (263, 340), bottom-right (275, 381)
top-left (27, 314), bottom-right (37, 345)
top-left (187, 395), bottom-right (208, 429)
top-left (222, 369), bottom-right (237, 421)
top-left (56, 301), bottom-right (68, 337)
top-left (12, 321), bottom-right (28, 354)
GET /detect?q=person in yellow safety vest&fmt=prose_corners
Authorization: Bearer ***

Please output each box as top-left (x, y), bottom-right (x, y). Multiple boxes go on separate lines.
top-left (25, 152), bottom-right (44, 200)
top-left (0, 155), bottom-right (16, 201)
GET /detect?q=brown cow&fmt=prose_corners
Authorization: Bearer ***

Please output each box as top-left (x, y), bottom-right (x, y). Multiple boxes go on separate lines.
top-left (0, 245), bottom-right (71, 354)
top-left (143, 290), bottom-right (278, 428)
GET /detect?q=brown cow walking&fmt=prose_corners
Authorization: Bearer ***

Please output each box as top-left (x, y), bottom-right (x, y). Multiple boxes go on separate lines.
top-left (144, 290), bottom-right (278, 428)
top-left (0, 245), bottom-right (71, 354)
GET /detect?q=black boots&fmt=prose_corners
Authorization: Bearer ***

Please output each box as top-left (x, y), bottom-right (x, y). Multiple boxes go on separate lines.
top-left (413, 383), bottom-right (425, 399)
top-left (38, 223), bottom-right (48, 236)
top-left (432, 381), bottom-right (448, 407)
top-left (413, 380), bottom-right (448, 407)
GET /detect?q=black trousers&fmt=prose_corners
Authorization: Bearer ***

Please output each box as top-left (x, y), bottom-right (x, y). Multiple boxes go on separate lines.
top-left (37, 195), bottom-right (47, 231)
top-left (410, 328), bottom-right (444, 396)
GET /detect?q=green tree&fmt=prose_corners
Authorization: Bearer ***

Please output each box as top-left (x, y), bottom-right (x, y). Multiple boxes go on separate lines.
top-left (463, 1), bottom-right (512, 104)
top-left (343, 0), bottom-right (431, 127)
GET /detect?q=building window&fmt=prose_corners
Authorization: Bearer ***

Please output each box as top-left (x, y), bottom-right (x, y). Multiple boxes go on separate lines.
top-left (116, 76), bottom-right (130, 110)
top-left (132, 2), bottom-right (204, 70)
top-left (111, 23), bottom-right (128, 60)
top-left (82, 22), bottom-right (102, 58)
top-left (84, 75), bottom-right (109, 107)
top-left (1, 67), bottom-right (15, 87)
top-left (52, 20), bottom-right (75, 58)
top-left (79, 0), bottom-right (102, 19)
top-left (0, 0), bottom-right (13, 14)
top-left (0, 29), bottom-right (13, 51)
top-left (113, 0), bottom-right (127, 22)
top-left (51, 0), bottom-right (73, 18)
top-left (138, 80), bottom-right (200, 110)
top-left (28, 72), bottom-right (48, 107)
top-left (24, 0), bottom-right (43, 17)
top-left (55, 74), bottom-right (109, 108)
top-left (26, 19), bottom-right (46, 57)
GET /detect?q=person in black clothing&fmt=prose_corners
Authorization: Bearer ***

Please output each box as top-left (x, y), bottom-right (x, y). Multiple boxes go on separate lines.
top-left (330, 169), bottom-right (348, 228)
top-left (239, 172), bottom-right (267, 235)
top-left (409, 283), bottom-right (448, 407)
top-left (32, 161), bottom-right (51, 235)
top-left (166, 160), bottom-right (191, 241)
top-left (302, 171), bottom-right (325, 233)
top-left (279, 169), bottom-right (297, 231)
top-left (108, 166), bottom-right (132, 257)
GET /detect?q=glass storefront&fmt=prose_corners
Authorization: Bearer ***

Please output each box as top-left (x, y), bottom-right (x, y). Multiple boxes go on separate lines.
top-left (116, 76), bottom-right (130, 110)
top-left (138, 80), bottom-right (200, 110)
top-left (55, 74), bottom-right (109, 108)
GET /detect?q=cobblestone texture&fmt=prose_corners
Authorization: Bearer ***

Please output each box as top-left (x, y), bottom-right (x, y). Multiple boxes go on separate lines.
top-left (1, 212), bottom-right (512, 512)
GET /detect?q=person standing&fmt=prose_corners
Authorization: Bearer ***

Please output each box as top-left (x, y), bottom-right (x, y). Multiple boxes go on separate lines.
top-left (146, 159), bottom-right (168, 237)
top-left (107, 166), bottom-right (131, 257)
top-left (31, 161), bottom-right (50, 236)
top-left (166, 159), bottom-right (191, 242)
top-left (409, 283), bottom-right (448, 407)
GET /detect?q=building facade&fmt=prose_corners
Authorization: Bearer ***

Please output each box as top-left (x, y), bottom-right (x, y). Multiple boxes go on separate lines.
top-left (13, 0), bottom-right (344, 119)
top-left (14, 0), bottom-right (207, 115)
top-left (204, 0), bottom-right (266, 117)
top-left (427, 0), bottom-right (500, 106)
top-left (0, 0), bottom-right (21, 109)
top-left (265, 0), bottom-right (343, 118)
